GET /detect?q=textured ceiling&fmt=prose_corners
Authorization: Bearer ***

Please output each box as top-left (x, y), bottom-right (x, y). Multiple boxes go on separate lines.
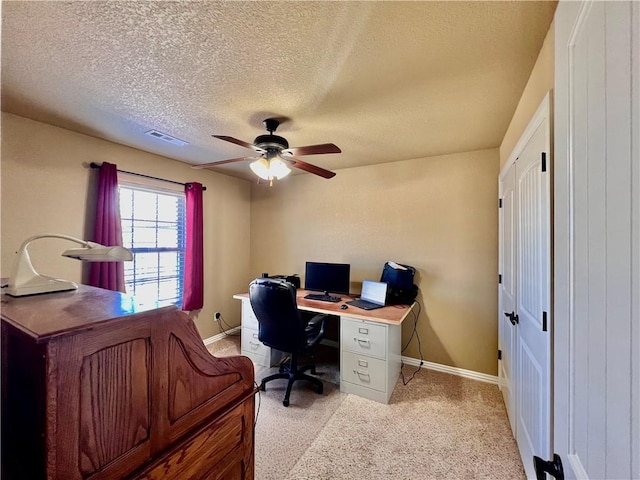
top-left (1, 1), bottom-right (556, 180)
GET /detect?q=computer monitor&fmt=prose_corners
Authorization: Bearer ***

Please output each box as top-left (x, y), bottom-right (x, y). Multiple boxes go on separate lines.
top-left (304, 262), bottom-right (351, 295)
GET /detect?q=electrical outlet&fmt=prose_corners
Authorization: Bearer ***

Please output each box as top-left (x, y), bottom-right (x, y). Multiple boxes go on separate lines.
top-left (214, 312), bottom-right (221, 320)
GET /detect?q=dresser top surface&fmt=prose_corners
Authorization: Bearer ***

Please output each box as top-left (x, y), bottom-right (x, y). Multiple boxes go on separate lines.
top-left (1, 284), bottom-right (171, 341)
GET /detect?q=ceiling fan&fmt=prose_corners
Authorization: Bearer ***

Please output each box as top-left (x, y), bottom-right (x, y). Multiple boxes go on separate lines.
top-left (192, 119), bottom-right (341, 185)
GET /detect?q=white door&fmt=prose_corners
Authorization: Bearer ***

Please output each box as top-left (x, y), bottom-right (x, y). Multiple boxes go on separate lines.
top-left (514, 117), bottom-right (551, 478)
top-left (498, 94), bottom-right (552, 479)
top-left (553, 1), bottom-right (639, 479)
top-left (499, 162), bottom-right (517, 434)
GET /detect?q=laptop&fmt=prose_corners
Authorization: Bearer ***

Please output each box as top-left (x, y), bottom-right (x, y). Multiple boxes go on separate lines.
top-left (346, 280), bottom-right (388, 310)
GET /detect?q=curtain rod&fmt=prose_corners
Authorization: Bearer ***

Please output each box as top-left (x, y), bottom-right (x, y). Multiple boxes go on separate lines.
top-left (89, 162), bottom-right (207, 191)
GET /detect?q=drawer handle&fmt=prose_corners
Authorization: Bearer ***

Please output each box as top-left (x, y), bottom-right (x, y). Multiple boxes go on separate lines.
top-left (249, 341), bottom-right (261, 349)
top-left (354, 370), bottom-right (370, 381)
top-left (355, 338), bottom-right (370, 347)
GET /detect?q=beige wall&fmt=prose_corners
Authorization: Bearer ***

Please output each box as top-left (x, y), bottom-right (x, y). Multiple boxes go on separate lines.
top-left (0, 22), bottom-right (554, 374)
top-left (0, 112), bottom-right (251, 339)
top-left (500, 22), bottom-right (554, 170)
top-left (250, 149), bottom-right (499, 375)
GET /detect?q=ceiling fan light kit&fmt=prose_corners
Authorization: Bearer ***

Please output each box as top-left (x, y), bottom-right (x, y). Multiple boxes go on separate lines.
top-left (193, 118), bottom-right (341, 184)
top-left (249, 153), bottom-right (291, 184)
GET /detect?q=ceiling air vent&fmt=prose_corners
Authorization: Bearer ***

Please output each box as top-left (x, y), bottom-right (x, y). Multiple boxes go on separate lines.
top-left (145, 130), bottom-right (188, 146)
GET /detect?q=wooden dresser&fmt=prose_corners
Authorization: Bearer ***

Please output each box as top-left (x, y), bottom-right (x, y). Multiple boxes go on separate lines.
top-left (1, 285), bottom-right (256, 480)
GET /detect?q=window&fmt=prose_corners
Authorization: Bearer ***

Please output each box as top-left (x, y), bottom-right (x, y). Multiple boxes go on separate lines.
top-left (119, 183), bottom-right (186, 306)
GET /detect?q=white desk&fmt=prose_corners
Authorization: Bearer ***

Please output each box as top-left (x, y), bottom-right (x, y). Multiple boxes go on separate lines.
top-left (233, 290), bottom-right (415, 404)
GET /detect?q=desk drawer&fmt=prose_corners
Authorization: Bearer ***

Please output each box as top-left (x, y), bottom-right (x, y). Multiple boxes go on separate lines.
top-left (241, 327), bottom-right (284, 367)
top-left (242, 301), bottom-right (259, 330)
top-left (341, 351), bottom-right (387, 392)
top-left (341, 317), bottom-right (386, 359)
top-left (241, 327), bottom-right (267, 356)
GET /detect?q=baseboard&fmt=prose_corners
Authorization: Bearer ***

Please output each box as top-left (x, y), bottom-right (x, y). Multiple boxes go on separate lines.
top-left (203, 327), bottom-right (241, 346)
top-left (401, 355), bottom-right (499, 385)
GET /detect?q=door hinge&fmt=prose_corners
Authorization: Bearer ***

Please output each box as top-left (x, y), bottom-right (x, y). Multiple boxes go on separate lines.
top-left (541, 152), bottom-right (547, 172)
top-left (542, 311), bottom-right (548, 332)
top-left (498, 349), bottom-right (502, 360)
top-left (534, 454), bottom-right (564, 480)
top-left (499, 198), bottom-right (503, 208)
top-left (498, 274), bottom-right (502, 284)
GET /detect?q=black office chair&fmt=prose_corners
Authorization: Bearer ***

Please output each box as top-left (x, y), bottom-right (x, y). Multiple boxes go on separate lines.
top-left (249, 277), bottom-right (329, 407)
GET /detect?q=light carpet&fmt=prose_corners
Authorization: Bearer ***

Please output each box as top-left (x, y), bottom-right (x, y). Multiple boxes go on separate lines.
top-left (208, 336), bottom-right (524, 480)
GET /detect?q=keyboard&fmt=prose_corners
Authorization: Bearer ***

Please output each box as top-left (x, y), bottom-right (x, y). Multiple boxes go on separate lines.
top-left (304, 293), bottom-right (342, 303)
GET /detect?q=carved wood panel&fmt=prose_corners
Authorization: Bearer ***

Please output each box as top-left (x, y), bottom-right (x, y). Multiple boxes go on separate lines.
top-left (80, 338), bottom-right (150, 476)
top-left (168, 333), bottom-right (241, 422)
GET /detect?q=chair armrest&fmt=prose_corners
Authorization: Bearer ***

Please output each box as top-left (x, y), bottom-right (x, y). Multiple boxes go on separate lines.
top-left (305, 314), bottom-right (329, 348)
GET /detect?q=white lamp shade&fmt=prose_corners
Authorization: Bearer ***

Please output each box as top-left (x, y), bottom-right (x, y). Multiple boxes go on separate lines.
top-left (250, 156), bottom-right (291, 181)
top-left (249, 158), bottom-right (271, 180)
top-left (62, 245), bottom-right (133, 261)
top-left (270, 158), bottom-right (291, 179)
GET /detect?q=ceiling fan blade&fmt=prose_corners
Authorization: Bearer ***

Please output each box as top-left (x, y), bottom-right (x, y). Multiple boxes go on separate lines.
top-left (212, 135), bottom-right (265, 153)
top-left (282, 143), bottom-right (341, 156)
top-left (283, 156), bottom-right (336, 179)
top-left (191, 156), bottom-right (255, 169)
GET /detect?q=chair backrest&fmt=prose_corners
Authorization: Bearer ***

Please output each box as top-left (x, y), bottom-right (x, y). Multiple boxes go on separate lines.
top-left (249, 278), bottom-right (306, 353)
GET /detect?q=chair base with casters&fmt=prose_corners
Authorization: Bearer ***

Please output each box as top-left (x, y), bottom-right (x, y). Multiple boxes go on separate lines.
top-left (260, 353), bottom-right (323, 407)
top-left (249, 277), bottom-right (330, 407)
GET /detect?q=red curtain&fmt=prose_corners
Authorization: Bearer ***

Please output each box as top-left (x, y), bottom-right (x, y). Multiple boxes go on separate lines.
top-left (89, 162), bottom-right (126, 292)
top-left (183, 182), bottom-right (204, 311)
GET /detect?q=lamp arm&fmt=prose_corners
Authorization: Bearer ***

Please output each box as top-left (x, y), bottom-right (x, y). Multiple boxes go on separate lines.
top-left (7, 234), bottom-right (130, 297)
top-left (10, 234), bottom-right (93, 288)
top-left (17, 234), bottom-right (92, 252)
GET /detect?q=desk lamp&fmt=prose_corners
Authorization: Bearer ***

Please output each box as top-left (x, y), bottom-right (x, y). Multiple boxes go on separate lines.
top-left (5, 234), bottom-right (133, 297)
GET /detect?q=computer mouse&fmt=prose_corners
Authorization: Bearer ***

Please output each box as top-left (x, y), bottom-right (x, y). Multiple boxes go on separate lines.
top-left (340, 304), bottom-right (348, 310)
